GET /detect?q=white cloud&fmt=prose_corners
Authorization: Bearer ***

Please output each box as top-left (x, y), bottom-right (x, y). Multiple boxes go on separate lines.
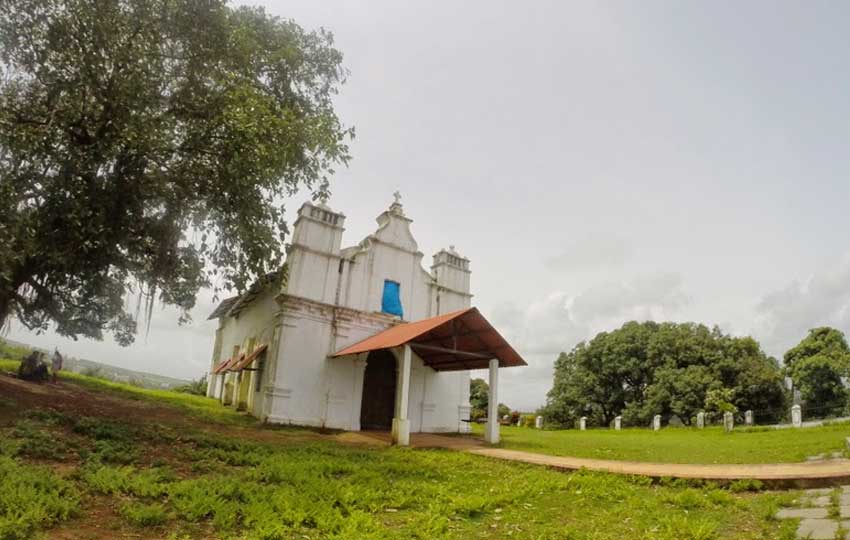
top-left (753, 252), bottom-right (850, 359)
top-left (489, 272), bottom-right (690, 411)
top-left (544, 234), bottom-right (633, 273)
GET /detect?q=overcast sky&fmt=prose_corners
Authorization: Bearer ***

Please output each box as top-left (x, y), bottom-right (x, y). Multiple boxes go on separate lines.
top-left (9, 1), bottom-right (850, 410)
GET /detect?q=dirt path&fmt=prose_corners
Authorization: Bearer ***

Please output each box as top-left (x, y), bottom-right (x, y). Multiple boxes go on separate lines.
top-left (332, 429), bottom-right (850, 488)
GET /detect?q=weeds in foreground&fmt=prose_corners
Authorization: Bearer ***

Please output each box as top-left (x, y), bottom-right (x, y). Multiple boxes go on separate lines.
top-left (0, 360), bottom-right (803, 540)
top-left (119, 502), bottom-right (169, 527)
top-left (0, 456), bottom-right (79, 540)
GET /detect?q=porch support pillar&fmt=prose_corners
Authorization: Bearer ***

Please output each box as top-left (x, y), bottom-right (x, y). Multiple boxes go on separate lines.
top-left (485, 358), bottom-right (500, 444)
top-left (392, 344), bottom-right (412, 446)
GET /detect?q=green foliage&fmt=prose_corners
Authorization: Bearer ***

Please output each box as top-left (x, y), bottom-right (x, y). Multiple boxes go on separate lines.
top-left (0, 456), bottom-right (79, 540)
top-left (118, 502), bottom-right (169, 527)
top-left (79, 366), bottom-right (106, 379)
top-left (468, 378), bottom-right (511, 420)
top-left (11, 420), bottom-right (68, 460)
top-left (543, 321), bottom-right (787, 428)
top-left (72, 417), bottom-right (133, 442)
top-left (86, 439), bottom-right (140, 465)
top-left (81, 464), bottom-right (174, 499)
top-left (21, 408), bottom-right (69, 426)
top-left (469, 378), bottom-right (488, 418)
top-left (0, 339), bottom-right (29, 361)
top-left (174, 375), bottom-right (208, 396)
top-left (0, 0), bottom-right (351, 343)
top-left (704, 388), bottom-right (738, 415)
top-left (784, 328), bottom-right (850, 415)
top-left (80, 464), bottom-right (135, 495)
top-left (729, 479), bottom-right (765, 493)
top-left (58, 368), bottom-right (254, 426)
top-left (1, 367), bottom-right (803, 540)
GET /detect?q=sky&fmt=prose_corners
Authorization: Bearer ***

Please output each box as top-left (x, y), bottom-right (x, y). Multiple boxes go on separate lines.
top-left (9, 1), bottom-right (850, 410)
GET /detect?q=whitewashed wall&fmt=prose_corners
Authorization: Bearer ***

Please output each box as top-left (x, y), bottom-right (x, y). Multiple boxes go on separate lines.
top-left (209, 200), bottom-right (474, 433)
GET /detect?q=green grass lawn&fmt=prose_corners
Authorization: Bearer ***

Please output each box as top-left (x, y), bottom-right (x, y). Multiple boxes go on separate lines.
top-left (476, 423), bottom-right (850, 464)
top-left (0, 359), bottom-right (803, 540)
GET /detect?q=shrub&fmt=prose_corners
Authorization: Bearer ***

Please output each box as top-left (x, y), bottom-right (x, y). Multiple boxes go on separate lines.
top-left (12, 420), bottom-right (68, 460)
top-left (173, 376), bottom-right (208, 396)
top-left (119, 502), bottom-right (169, 527)
top-left (84, 439), bottom-right (139, 465)
top-left (21, 408), bottom-right (69, 426)
top-left (520, 414), bottom-right (536, 428)
top-left (81, 464), bottom-right (135, 495)
top-left (729, 479), bottom-right (765, 493)
top-left (72, 417), bottom-right (132, 442)
top-left (0, 456), bottom-right (79, 539)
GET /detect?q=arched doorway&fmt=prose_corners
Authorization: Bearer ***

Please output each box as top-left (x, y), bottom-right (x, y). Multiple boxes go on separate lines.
top-left (360, 350), bottom-right (397, 431)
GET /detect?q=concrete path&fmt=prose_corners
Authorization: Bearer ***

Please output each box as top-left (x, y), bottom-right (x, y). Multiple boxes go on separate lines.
top-left (338, 431), bottom-right (850, 488)
top-left (775, 486), bottom-right (850, 539)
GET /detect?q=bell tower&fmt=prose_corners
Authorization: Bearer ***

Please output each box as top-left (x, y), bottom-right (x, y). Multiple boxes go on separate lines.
top-left (285, 201), bottom-right (346, 304)
top-left (431, 246), bottom-right (471, 313)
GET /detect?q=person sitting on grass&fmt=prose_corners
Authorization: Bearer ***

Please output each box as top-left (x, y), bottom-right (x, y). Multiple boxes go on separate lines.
top-left (51, 348), bottom-right (63, 384)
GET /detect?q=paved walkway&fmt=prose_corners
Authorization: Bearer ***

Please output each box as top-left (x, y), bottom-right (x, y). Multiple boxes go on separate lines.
top-left (337, 431), bottom-right (850, 488)
top-left (775, 486), bottom-right (850, 539)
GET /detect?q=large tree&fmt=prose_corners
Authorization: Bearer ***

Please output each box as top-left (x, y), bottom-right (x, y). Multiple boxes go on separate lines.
top-left (0, 0), bottom-right (351, 343)
top-left (543, 321), bottom-right (787, 428)
top-left (784, 327), bottom-right (850, 415)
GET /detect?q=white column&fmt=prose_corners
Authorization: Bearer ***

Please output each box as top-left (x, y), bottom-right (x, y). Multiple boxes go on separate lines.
top-left (351, 355), bottom-right (368, 431)
top-left (391, 345), bottom-right (412, 446)
top-left (485, 358), bottom-right (500, 444)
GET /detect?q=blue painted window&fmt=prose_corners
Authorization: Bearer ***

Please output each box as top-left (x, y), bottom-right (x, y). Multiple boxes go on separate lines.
top-left (381, 280), bottom-right (403, 317)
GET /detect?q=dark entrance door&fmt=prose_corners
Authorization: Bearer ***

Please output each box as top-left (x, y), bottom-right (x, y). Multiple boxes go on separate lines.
top-left (360, 350), bottom-right (397, 430)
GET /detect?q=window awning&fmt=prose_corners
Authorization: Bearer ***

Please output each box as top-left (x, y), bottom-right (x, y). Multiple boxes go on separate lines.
top-left (331, 307), bottom-right (526, 372)
top-left (230, 344), bottom-right (268, 371)
top-left (212, 356), bottom-right (236, 374)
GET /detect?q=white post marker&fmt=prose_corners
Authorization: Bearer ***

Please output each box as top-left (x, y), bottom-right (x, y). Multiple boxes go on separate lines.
top-left (579, 416), bottom-right (587, 430)
top-left (485, 358), bottom-right (500, 444)
top-left (696, 411), bottom-right (705, 429)
top-left (723, 411), bottom-right (734, 432)
top-left (391, 344), bottom-right (412, 446)
top-left (614, 416), bottom-right (622, 430)
top-left (652, 415), bottom-right (661, 431)
top-left (535, 416), bottom-right (543, 429)
top-left (792, 404), bottom-right (802, 428)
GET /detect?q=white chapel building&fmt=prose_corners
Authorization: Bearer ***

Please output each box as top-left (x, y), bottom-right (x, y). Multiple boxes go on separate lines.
top-left (206, 196), bottom-right (525, 445)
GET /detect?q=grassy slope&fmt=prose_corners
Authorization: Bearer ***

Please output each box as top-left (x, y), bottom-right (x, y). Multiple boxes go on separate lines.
top-left (0, 360), bottom-right (802, 540)
top-left (474, 423), bottom-right (850, 464)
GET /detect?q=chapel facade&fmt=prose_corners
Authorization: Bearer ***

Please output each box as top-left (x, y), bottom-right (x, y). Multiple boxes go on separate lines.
top-left (206, 196), bottom-right (478, 435)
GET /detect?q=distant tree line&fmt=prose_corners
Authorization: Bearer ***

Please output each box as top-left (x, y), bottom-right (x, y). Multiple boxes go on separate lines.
top-left (542, 321), bottom-right (850, 428)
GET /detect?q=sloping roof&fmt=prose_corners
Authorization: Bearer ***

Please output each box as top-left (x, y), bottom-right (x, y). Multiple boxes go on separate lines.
top-left (207, 266), bottom-right (287, 320)
top-left (332, 307), bottom-right (526, 371)
top-left (207, 296), bottom-right (239, 320)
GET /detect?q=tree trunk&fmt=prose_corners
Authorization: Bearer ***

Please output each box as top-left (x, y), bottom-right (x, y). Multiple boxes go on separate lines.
top-left (0, 290), bottom-right (11, 331)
